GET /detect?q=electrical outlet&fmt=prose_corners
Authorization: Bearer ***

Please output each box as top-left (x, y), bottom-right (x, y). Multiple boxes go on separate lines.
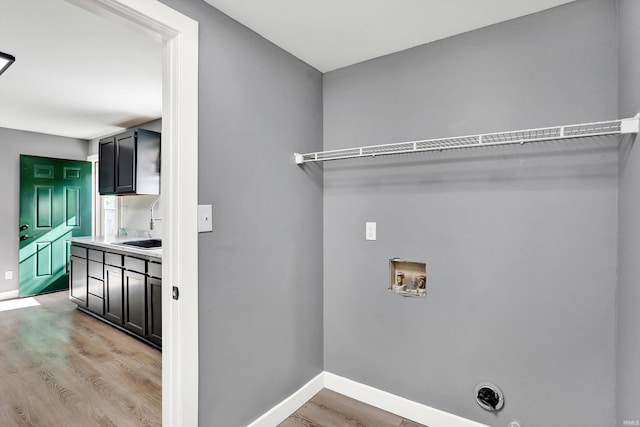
top-left (4, 271), bottom-right (13, 280)
top-left (365, 222), bottom-right (376, 241)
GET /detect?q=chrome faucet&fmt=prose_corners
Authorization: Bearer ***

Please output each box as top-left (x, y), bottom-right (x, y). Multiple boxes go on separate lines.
top-left (150, 197), bottom-right (162, 230)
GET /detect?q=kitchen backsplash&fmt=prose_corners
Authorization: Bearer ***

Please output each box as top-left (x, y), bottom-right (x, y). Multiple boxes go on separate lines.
top-left (120, 194), bottom-right (162, 238)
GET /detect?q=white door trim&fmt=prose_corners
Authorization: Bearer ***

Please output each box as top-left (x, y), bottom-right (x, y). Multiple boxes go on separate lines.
top-left (87, 154), bottom-right (99, 236)
top-left (68, 1), bottom-right (199, 425)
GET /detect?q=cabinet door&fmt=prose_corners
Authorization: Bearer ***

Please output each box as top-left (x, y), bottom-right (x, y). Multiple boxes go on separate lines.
top-left (146, 277), bottom-right (162, 347)
top-left (98, 137), bottom-right (116, 194)
top-left (115, 131), bottom-right (136, 193)
top-left (104, 265), bottom-right (124, 325)
top-left (69, 255), bottom-right (87, 306)
top-left (123, 270), bottom-right (146, 336)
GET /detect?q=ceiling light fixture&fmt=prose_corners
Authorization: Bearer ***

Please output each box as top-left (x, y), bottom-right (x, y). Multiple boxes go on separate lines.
top-left (0, 52), bottom-right (16, 76)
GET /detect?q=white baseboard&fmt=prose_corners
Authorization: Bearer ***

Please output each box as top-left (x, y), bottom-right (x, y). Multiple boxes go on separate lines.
top-left (0, 290), bottom-right (19, 301)
top-left (324, 372), bottom-right (489, 427)
top-left (247, 372), bottom-right (324, 427)
top-left (247, 371), bottom-right (488, 427)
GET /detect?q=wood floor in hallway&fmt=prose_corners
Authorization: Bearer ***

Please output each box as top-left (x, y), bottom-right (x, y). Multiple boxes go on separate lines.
top-left (279, 389), bottom-right (426, 427)
top-left (0, 291), bottom-right (161, 426)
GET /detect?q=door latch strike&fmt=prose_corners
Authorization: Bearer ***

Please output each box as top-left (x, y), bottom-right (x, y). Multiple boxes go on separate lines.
top-left (172, 286), bottom-right (179, 300)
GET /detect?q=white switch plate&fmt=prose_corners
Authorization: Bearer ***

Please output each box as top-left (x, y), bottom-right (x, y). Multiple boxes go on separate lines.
top-left (365, 222), bottom-right (376, 241)
top-left (198, 205), bottom-right (213, 233)
top-left (4, 271), bottom-right (13, 280)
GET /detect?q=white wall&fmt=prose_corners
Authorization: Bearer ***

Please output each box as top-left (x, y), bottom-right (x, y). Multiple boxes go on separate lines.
top-left (120, 194), bottom-right (162, 238)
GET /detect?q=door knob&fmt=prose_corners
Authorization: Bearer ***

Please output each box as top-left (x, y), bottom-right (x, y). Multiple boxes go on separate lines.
top-left (19, 224), bottom-right (29, 231)
top-left (20, 234), bottom-right (31, 241)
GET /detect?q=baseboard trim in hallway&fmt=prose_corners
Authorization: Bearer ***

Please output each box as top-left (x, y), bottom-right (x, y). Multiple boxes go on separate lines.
top-left (0, 290), bottom-right (19, 301)
top-left (247, 372), bottom-right (325, 427)
top-left (247, 371), bottom-right (489, 427)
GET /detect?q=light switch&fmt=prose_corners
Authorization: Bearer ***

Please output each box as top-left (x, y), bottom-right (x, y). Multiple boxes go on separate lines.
top-left (198, 205), bottom-right (213, 233)
top-left (4, 271), bottom-right (12, 280)
top-left (366, 222), bottom-right (376, 241)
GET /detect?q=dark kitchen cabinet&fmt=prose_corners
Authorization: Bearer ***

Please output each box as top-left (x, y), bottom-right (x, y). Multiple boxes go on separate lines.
top-left (69, 243), bottom-right (161, 349)
top-left (98, 137), bottom-right (116, 194)
top-left (146, 277), bottom-right (162, 346)
top-left (98, 129), bottom-right (160, 195)
top-left (115, 131), bottom-right (136, 193)
top-left (69, 255), bottom-right (87, 307)
top-left (86, 250), bottom-right (104, 316)
top-left (104, 265), bottom-right (124, 325)
top-left (123, 269), bottom-right (146, 336)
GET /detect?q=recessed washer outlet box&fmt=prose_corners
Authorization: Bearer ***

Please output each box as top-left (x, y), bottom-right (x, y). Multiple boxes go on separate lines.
top-left (389, 258), bottom-right (426, 297)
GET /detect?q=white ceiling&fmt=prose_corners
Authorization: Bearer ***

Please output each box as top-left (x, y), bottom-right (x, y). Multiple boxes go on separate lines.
top-left (0, 0), bottom-right (162, 140)
top-left (204, 0), bottom-right (576, 72)
top-left (0, 0), bottom-right (575, 140)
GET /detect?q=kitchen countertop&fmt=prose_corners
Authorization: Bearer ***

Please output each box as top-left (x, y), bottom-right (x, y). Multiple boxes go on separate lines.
top-left (69, 236), bottom-right (162, 260)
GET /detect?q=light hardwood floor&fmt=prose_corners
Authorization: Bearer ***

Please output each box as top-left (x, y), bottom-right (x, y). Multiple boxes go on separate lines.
top-left (0, 291), bottom-right (161, 426)
top-left (279, 389), bottom-right (426, 427)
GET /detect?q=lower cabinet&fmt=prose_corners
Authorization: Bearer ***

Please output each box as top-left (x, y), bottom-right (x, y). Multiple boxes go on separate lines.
top-left (124, 270), bottom-right (146, 336)
top-left (69, 255), bottom-right (87, 307)
top-left (87, 293), bottom-right (105, 316)
top-left (104, 265), bottom-right (124, 325)
top-left (146, 277), bottom-right (162, 346)
top-left (69, 243), bottom-right (161, 349)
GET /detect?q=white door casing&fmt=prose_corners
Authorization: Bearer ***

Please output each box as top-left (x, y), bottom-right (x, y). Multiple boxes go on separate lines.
top-left (67, 1), bottom-right (199, 425)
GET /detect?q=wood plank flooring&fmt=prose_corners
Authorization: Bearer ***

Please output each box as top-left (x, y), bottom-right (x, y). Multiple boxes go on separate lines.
top-left (279, 389), bottom-right (426, 427)
top-left (0, 291), bottom-right (161, 426)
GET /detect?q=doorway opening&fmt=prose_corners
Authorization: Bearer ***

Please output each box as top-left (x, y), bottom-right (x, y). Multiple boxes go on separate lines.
top-left (67, 0), bottom-right (200, 424)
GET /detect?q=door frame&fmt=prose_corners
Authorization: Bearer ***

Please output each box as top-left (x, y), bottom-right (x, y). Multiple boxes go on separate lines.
top-left (67, 1), bottom-right (199, 425)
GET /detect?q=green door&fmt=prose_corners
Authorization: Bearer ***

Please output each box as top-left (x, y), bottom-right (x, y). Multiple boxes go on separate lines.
top-left (19, 155), bottom-right (92, 296)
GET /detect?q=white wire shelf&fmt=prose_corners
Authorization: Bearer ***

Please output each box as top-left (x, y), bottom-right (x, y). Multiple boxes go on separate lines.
top-left (294, 117), bottom-right (640, 165)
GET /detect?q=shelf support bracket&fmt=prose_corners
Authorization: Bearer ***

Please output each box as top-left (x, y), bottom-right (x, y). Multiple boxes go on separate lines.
top-left (621, 117), bottom-right (640, 134)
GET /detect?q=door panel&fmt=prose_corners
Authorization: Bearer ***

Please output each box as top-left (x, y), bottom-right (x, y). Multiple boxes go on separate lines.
top-left (146, 277), bottom-right (162, 346)
top-left (98, 137), bottom-right (116, 194)
top-left (123, 270), bottom-right (146, 335)
top-left (69, 255), bottom-right (87, 306)
top-left (35, 186), bottom-right (53, 228)
top-left (115, 131), bottom-right (136, 193)
top-left (105, 265), bottom-right (123, 324)
top-left (35, 241), bottom-right (53, 277)
top-left (65, 187), bottom-right (81, 227)
top-left (19, 155), bottom-right (92, 297)
top-left (34, 164), bottom-right (54, 179)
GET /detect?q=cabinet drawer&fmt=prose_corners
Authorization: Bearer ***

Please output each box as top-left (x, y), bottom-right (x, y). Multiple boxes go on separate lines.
top-left (124, 256), bottom-right (146, 274)
top-left (105, 253), bottom-right (122, 267)
top-left (88, 249), bottom-right (103, 262)
top-left (87, 293), bottom-right (104, 316)
top-left (70, 245), bottom-right (87, 258)
top-left (148, 262), bottom-right (162, 279)
top-left (88, 260), bottom-right (104, 280)
top-left (88, 277), bottom-right (104, 298)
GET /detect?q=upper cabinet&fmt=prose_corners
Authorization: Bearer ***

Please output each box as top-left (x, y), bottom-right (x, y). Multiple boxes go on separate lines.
top-left (99, 129), bottom-right (161, 195)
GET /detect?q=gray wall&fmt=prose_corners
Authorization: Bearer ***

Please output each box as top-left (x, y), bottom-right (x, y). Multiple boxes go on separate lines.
top-left (617, 0), bottom-right (640, 425)
top-left (0, 127), bottom-right (88, 294)
top-left (156, 1), bottom-right (324, 426)
top-left (323, 1), bottom-right (618, 426)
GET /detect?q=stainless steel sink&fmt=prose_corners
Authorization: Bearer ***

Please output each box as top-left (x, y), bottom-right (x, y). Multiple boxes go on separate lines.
top-left (118, 239), bottom-right (162, 249)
